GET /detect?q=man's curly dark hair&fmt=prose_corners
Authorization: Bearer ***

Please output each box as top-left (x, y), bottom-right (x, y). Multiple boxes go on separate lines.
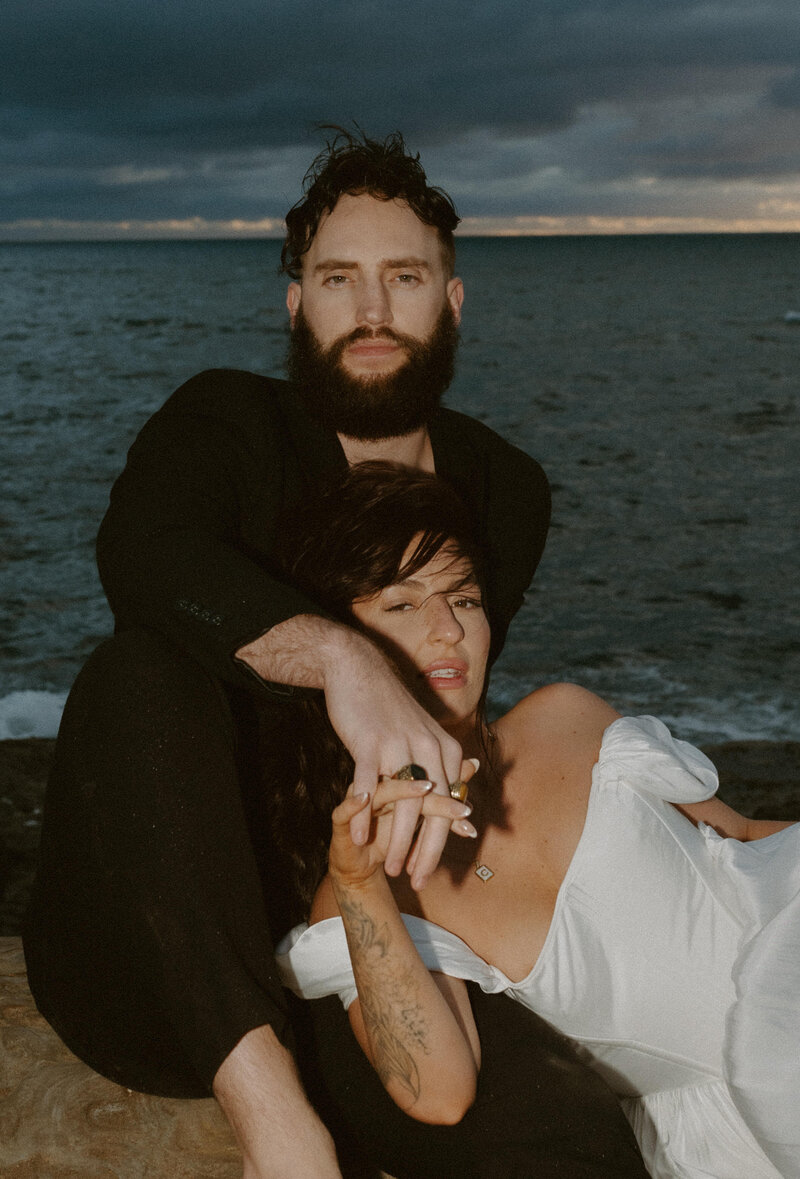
top-left (280, 127), bottom-right (460, 279)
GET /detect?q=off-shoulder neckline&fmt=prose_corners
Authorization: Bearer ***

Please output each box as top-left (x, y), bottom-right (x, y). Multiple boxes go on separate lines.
top-left (298, 717), bottom-right (713, 989)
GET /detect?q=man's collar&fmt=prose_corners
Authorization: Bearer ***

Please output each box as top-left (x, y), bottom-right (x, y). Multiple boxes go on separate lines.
top-left (278, 381), bottom-right (348, 485)
top-left (427, 407), bottom-right (457, 482)
top-left (279, 382), bottom-right (470, 491)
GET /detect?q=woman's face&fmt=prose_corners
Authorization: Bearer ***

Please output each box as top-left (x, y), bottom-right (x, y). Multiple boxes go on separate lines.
top-left (350, 537), bottom-right (491, 729)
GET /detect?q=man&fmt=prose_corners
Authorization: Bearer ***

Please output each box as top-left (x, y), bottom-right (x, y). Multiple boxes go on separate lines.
top-left (24, 131), bottom-right (647, 1178)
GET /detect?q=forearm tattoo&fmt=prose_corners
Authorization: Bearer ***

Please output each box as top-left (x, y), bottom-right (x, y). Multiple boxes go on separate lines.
top-left (339, 895), bottom-right (431, 1102)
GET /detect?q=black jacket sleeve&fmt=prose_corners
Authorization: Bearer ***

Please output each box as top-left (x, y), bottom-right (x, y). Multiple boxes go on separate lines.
top-left (96, 371), bottom-right (326, 695)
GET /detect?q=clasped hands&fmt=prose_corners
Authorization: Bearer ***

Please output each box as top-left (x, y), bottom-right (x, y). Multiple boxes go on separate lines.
top-left (329, 758), bottom-right (480, 892)
top-left (309, 621), bottom-right (480, 890)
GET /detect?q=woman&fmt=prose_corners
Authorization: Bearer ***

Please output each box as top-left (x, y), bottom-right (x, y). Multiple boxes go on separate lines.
top-left (273, 462), bottom-right (799, 1179)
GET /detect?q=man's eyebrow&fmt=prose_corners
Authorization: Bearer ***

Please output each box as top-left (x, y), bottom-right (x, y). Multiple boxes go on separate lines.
top-left (313, 259), bottom-right (358, 274)
top-left (312, 257), bottom-right (432, 274)
top-left (382, 257), bottom-right (432, 271)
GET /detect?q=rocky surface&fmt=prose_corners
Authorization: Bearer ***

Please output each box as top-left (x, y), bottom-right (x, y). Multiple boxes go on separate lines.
top-left (0, 937), bottom-right (242, 1178)
top-left (0, 740), bottom-right (54, 937)
top-left (0, 938), bottom-right (398, 1178)
top-left (697, 740), bottom-right (800, 819)
top-left (1, 736), bottom-right (799, 937)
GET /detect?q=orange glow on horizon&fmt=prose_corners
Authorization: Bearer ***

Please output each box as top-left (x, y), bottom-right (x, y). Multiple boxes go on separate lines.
top-left (3, 214), bottom-right (800, 241)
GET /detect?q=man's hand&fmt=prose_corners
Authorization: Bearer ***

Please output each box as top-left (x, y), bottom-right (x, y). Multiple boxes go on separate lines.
top-left (236, 615), bottom-right (466, 889)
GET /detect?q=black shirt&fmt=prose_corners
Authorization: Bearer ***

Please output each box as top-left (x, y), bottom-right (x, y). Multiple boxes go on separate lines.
top-left (97, 369), bottom-right (551, 693)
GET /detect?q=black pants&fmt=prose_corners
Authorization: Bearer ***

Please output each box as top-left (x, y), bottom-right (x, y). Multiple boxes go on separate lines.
top-left (23, 630), bottom-right (648, 1177)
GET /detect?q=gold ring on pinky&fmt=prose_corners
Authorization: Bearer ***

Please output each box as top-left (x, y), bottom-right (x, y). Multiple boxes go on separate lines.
top-left (448, 780), bottom-right (469, 803)
top-left (393, 763), bottom-right (428, 781)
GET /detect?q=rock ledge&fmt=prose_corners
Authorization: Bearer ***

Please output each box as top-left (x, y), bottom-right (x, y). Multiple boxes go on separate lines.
top-left (0, 937), bottom-right (241, 1178)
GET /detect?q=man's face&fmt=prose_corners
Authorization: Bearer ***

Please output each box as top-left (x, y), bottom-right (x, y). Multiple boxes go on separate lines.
top-left (285, 193), bottom-right (464, 440)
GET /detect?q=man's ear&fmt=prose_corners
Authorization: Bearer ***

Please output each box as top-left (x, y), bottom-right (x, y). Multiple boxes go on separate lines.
top-left (286, 282), bottom-right (301, 325)
top-left (447, 277), bottom-right (465, 326)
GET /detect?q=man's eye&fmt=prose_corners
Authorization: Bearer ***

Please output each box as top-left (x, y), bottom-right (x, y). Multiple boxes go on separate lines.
top-left (395, 273), bottom-right (419, 284)
top-left (324, 274), bottom-right (348, 285)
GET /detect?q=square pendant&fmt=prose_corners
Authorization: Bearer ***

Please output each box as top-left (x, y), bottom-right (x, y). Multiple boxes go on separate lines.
top-left (474, 863), bottom-right (494, 882)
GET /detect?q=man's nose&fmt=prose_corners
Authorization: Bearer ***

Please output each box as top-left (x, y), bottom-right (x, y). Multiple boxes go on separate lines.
top-left (427, 599), bottom-right (465, 643)
top-left (356, 278), bottom-right (392, 327)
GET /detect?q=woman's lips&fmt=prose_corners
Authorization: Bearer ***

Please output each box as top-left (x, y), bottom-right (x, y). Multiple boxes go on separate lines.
top-left (420, 660), bottom-right (468, 690)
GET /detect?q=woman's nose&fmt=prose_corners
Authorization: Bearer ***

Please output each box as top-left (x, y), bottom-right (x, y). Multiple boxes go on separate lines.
top-left (426, 599), bottom-right (464, 643)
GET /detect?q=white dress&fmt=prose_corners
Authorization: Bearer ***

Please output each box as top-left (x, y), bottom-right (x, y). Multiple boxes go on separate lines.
top-left (276, 716), bottom-right (800, 1179)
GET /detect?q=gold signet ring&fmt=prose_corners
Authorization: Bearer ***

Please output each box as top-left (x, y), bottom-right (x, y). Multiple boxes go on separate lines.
top-left (393, 764), bottom-right (428, 781)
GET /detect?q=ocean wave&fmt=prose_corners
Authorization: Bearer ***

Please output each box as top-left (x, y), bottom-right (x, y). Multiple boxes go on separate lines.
top-left (0, 691), bottom-right (66, 740)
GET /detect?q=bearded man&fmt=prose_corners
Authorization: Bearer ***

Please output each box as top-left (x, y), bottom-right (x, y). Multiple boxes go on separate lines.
top-left (24, 131), bottom-right (648, 1179)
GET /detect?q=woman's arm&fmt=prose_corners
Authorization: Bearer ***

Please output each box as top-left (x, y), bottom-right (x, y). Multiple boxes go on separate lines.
top-left (675, 796), bottom-right (796, 840)
top-left (331, 871), bottom-right (479, 1123)
top-left (314, 781), bottom-right (481, 1124)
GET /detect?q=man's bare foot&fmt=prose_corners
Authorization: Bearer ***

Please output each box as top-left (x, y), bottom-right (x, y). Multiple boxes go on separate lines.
top-left (214, 1023), bottom-right (342, 1179)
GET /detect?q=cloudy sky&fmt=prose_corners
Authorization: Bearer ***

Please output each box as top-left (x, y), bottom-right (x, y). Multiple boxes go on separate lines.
top-left (3, 0), bottom-right (800, 239)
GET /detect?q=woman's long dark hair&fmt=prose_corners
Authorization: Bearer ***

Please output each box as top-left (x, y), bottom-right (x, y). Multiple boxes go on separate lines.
top-left (264, 462), bottom-right (489, 923)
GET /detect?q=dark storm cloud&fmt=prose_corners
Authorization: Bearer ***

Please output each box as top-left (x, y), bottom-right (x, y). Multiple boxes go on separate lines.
top-left (770, 69), bottom-right (800, 107)
top-left (1, 0), bottom-right (577, 149)
top-left (2, 0), bottom-right (800, 225)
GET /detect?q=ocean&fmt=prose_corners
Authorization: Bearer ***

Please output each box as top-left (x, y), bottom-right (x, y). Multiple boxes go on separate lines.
top-left (1, 235), bottom-right (798, 745)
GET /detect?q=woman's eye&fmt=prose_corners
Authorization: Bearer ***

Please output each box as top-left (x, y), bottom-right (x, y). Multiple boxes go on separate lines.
top-left (385, 601), bottom-right (413, 612)
top-left (453, 596), bottom-right (482, 610)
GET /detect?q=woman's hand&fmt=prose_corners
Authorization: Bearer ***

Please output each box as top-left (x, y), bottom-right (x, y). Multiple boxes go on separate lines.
top-left (329, 761), bottom-right (478, 891)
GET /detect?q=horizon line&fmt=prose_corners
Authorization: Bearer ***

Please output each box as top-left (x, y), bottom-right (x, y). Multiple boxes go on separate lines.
top-left (3, 213), bottom-right (800, 242)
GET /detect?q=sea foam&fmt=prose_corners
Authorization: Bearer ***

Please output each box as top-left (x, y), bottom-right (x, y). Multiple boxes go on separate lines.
top-left (0, 691), bottom-right (66, 740)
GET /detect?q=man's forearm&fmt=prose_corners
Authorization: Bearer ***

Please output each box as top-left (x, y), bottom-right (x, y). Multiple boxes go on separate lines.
top-left (235, 614), bottom-right (372, 690)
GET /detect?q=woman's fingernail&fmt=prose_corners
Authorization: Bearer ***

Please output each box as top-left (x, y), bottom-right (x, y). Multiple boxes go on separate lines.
top-left (458, 803), bottom-right (472, 817)
top-left (468, 758), bottom-right (480, 770)
top-left (456, 820), bottom-right (478, 838)
top-left (415, 780), bottom-right (434, 792)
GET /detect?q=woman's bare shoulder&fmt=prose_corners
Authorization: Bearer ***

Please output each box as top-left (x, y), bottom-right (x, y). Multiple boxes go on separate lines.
top-left (495, 682), bottom-right (620, 761)
top-left (499, 681), bottom-right (618, 729)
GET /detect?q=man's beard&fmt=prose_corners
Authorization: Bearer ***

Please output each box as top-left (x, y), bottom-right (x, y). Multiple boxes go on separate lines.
top-left (287, 304), bottom-right (458, 441)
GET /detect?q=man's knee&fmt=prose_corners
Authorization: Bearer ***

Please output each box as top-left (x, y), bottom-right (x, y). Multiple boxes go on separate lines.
top-left (70, 629), bottom-right (224, 721)
top-left (54, 628), bottom-right (236, 778)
